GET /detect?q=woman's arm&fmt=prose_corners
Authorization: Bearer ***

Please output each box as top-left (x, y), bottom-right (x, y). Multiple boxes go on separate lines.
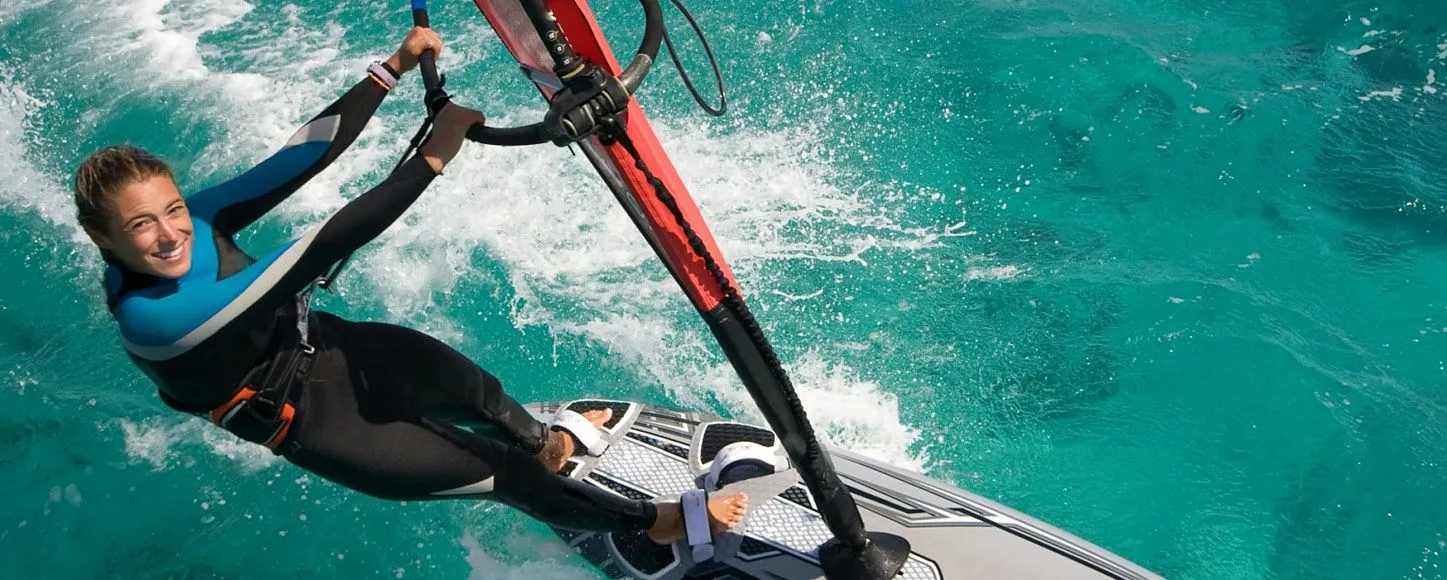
top-left (185, 27), bottom-right (445, 237)
top-left (114, 101), bottom-right (485, 358)
top-left (266, 102), bottom-right (488, 292)
top-left (185, 75), bottom-right (393, 236)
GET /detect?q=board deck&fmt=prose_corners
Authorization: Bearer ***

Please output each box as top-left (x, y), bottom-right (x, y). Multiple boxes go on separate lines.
top-left (526, 401), bottom-right (1162, 580)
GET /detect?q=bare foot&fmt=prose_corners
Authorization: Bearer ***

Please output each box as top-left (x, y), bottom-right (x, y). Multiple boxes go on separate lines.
top-left (647, 493), bottom-right (749, 545)
top-left (536, 408), bottom-right (614, 473)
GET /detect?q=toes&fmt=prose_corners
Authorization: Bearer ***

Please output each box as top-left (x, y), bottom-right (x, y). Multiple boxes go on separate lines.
top-left (707, 495), bottom-right (750, 529)
top-left (583, 408), bottom-right (614, 427)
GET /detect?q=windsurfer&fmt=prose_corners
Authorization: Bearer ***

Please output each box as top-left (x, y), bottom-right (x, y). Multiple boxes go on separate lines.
top-left (73, 25), bottom-right (746, 543)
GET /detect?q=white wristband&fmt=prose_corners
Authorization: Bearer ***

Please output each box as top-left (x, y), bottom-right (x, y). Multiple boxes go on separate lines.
top-left (367, 61), bottom-right (397, 90)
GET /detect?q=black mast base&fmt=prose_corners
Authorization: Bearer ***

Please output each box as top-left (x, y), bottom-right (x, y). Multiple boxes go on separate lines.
top-left (820, 532), bottom-right (912, 579)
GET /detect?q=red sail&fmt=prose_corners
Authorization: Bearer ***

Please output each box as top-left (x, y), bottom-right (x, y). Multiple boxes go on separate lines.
top-left (472, 0), bottom-right (741, 313)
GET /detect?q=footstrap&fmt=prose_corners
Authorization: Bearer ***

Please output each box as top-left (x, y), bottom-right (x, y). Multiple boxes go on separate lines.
top-left (680, 489), bottom-right (715, 562)
top-left (704, 441), bottom-right (784, 490)
top-left (551, 409), bottom-right (609, 456)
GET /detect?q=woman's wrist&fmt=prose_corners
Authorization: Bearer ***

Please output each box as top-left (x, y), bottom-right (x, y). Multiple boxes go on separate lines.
top-left (385, 52), bottom-right (408, 76)
top-left (419, 134), bottom-right (455, 174)
top-left (421, 152), bottom-right (445, 175)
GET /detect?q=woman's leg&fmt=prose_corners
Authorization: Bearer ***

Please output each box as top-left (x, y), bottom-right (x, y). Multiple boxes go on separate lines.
top-left (319, 313), bottom-right (550, 453)
top-left (282, 314), bottom-right (657, 531)
top-left (286, 312), bottom-right (747, 537)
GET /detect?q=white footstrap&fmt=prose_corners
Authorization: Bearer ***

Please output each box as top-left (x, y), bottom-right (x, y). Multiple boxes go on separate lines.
top-left (680, 489), bottom-right (715, 562)
top-left (704, 442), bottom-right (785, 490)
top-left (551, 409), bottom-right (609, 456)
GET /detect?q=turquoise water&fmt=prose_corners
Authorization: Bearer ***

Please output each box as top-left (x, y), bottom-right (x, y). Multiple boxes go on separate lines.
top-left (2, 0), bottom-right (1445, 578)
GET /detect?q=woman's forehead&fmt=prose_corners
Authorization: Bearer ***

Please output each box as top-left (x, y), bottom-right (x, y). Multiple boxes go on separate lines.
top-left (115, 177), bottom-right (183, 209)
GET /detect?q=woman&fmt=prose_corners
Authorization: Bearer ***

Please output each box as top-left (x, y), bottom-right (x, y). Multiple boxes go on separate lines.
top-left (73, 27), bottom-right (744, 545)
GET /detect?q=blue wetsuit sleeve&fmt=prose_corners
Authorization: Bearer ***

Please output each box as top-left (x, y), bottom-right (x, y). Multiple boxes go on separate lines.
top-left (186, 76), bottom-right (391, 237)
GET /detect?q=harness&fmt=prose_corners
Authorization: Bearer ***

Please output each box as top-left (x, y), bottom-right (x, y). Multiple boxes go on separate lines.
top-left (205, 288), bottom-right (318, 453)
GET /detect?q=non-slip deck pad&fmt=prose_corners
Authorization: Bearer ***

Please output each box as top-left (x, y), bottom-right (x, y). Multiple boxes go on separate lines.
top-left (555, 399), bottom-right (642, 480)
top-left (541, 408), bottom-right (800, 579)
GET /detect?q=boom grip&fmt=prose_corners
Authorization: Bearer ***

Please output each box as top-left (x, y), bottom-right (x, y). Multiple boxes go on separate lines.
top-left (451, 0), bottom-right (665, 148)
top-left (466, 123), bottom-right (550, 146)
top-left (411, 1), bottom-right (441, 92)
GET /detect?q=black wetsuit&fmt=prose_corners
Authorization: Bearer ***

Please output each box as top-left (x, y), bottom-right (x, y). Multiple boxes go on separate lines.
top-left (101, 71), bottom-right (655, 532)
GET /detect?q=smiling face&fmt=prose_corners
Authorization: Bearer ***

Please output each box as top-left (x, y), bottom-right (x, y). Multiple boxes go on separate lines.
top-left (88, 175), bottom-right (194, 279)
top-left (74, 145), bottom-right (193, 280)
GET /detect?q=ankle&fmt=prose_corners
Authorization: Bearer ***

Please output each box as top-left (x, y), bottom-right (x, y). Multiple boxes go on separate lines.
top-left (536, 431), bottom-right (569, 468)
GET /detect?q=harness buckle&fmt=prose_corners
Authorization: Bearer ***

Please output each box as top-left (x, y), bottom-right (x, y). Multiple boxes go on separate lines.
top-left (209, 387), bottom-right (297, 451)
top-left (208, 289), bottom-right (318, 452)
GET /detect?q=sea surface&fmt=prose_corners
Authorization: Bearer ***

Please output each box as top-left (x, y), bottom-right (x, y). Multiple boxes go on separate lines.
top-left (1, 0), bottom-right (1444, 578)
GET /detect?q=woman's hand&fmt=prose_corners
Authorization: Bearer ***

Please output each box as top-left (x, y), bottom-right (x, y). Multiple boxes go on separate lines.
top-left (420, 102), bottom-right (487, 174)
top-left (386, 27), bottom-right (443, 75)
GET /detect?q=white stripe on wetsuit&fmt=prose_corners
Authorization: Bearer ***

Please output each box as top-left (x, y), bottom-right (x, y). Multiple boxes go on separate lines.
top-left (431, 479), bottom-right (497, 496)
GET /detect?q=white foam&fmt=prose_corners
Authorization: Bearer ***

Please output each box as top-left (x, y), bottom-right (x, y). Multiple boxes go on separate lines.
top-left (0, 0), bottom-right (50, 21)
top-left (964, 264), bottom-right (1024, 282)
top-left (0, 0), bottom-right (285, 233)
top-left (66, 0), bottom-right (385, 189)
top-left (1338, 44), bottom-right (1375, 57)
top-left (461, 532), bottom-right (595, 580)
top-left (5, 368), bottom-right (38, 395)
top-left (716, 350), bottom-right (927, 471)
top-left (104, 0), bottom-right (255, 82)
top-left (119, 416), bottom-right (278, 473)
top-left (119, 417), bottom-right (196, 470)
top-left (201, 423), bottom-right (283, 473)
top-left (772, 288), bottom-right (825, 301)
top-left (1426, 70), bottom-right (1438, 95)
top-left (0, 68), bottom-right (87, 242)
top-left (1359, 87), bottom-right (1405, 102)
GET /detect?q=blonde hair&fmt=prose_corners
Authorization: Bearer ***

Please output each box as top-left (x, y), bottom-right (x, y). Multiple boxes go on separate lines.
top-left (73, 145), bottom-right (174, 232)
